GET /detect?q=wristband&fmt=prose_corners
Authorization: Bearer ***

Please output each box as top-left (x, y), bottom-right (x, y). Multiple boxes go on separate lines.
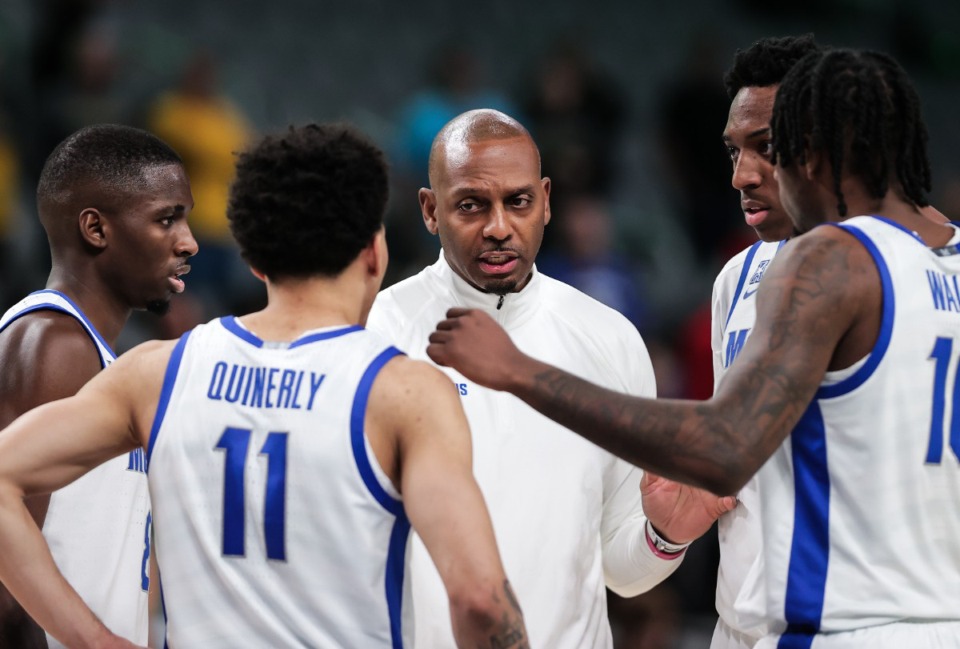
top-left (645, 520), bottom-right (691, 559)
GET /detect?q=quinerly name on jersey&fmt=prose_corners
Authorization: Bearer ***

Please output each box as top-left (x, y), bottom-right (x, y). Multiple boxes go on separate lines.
top-left (927, 270), bottom-right (960, 313)
top-left (206, 361), bottom-right (326, 410)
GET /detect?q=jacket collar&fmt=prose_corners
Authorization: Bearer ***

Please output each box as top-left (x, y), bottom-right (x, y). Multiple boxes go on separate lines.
top-left (428, 251), bottom-right (541, 327)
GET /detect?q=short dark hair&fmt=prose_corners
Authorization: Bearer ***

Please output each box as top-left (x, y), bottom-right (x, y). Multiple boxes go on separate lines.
top-left (228, 123), bottom-right (389, 279)
top-left (37, 124), bottom-right (183, 207)
top-left (724, 34), bottom-right (821, 99)
top-left (772, 48), bottom-right (931, 217)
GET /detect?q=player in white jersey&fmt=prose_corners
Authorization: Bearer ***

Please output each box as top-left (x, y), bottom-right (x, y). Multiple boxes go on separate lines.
top-left (0, 123), bottom-right (529, 648)
top-left (368, 108), bottom-right (735, 648)
top-left (426, 49), bottom-right (960, 647)
top-left (711, 35), bottom-right (819, 649)
top-left (0, 125), bottom-right (196, 648)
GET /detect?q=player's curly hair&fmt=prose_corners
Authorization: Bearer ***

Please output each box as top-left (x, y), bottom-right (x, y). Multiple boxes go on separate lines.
top-left (228, 123), bottom-right (389, 279)
top-left (772, 48), bottom-right (931, 217)
top-left (37, 124), bottom-right (182, 207)
top-left (724, 34), bottom-right (821, 99)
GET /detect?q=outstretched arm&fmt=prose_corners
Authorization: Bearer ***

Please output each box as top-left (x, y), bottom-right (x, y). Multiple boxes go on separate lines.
top-left (368, 357), bottom-right (528, 649)
top-left (427, 229), bottom-right (870, 495)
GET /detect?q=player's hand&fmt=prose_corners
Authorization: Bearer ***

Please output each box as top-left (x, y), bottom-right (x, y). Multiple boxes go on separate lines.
top-left (640, 471), bottom-right (737, 544)
top-left (428, 308), bottom-right (525, 391)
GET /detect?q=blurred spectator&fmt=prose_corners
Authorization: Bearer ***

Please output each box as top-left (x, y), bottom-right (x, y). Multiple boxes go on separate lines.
top-left (656, 32), bottom-right (750, 263)
top-left (521, 40), bottom-right (627, 208)
top-left (146, 49), bottom-right (255, 317)
top-left (538, 195), bottom-right (650, 332)
top-left (0, 93), bottom-right (25, 315)
top-left (393, 43), bottom-right (514, 184)
top-left (387, 43), bottom-right (515, 285)
top-left (56, 21), bottom-right (126, 130)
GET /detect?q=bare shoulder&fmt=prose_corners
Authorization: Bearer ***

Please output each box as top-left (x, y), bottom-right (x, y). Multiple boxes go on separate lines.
top-left (761, 224), bottom-right (877, 308)
top-left (0, 311), bottom-right (103, 418)
top-left (98, 339), bottom-right (180, 388)
top-left (82, 338), bottom-right (182, 445)
top-left (366, 355), bottom-right (468, 447)
top-left (747, 224), bottom-right (878, 369)
top-left (369, 355), bottom-right (460, 411)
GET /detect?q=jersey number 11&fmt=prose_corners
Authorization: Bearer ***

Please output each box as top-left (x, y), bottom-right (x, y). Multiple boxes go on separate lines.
top-left (215, 427), bottom-right (289, 560)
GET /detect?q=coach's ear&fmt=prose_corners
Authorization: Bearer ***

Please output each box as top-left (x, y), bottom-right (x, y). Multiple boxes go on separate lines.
top-left (420, 188), bottom-right (439, 236)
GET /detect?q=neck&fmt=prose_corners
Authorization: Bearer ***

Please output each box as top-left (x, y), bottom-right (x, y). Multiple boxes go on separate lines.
top-left (239, 273), bottom-right (370, 342)
top-left (843, 184), bottom-right (952, 247)
top-left (45, 266), bottom-right (130, 347)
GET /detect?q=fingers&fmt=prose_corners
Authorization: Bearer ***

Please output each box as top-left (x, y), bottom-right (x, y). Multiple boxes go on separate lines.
top-left (719, 495), bottom-right (739, 514)
top-left (434, 309), bottom-right (475, 331)
top-left (426, 343), bottom-right (447, 366)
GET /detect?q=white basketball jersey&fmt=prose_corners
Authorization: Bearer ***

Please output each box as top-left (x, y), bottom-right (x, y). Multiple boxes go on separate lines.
top-left (147, 316), bottom-right (410, 648)
top-left (0, 290), bottom-right (150, 648)
top-left (710, 240), bottom-right (784, 642)
top-left (753, 217), bottom-right (960, 645)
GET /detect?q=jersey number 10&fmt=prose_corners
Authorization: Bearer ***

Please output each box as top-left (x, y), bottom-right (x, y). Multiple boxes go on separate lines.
top-left (928, 337), bottom-right (960, 464)
top-left (215, 427), bottom-right (289, 560)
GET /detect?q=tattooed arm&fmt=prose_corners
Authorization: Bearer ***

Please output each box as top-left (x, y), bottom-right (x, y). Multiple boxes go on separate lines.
top-left (428, 228), bottom-right (878, 495)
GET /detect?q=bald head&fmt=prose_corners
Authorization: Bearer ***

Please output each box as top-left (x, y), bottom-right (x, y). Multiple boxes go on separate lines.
top-left (428, 109), bottom-right (539, 187)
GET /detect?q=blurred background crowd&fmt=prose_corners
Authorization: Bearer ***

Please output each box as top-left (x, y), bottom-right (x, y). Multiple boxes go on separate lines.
top-left (0, 0), bottom-right (958, 646)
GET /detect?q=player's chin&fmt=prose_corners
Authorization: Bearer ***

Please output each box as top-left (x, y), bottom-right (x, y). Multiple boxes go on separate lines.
top-left (145, 297), bottom-right (172, 316)
top-left (479, 277), bottom-right (519, 295)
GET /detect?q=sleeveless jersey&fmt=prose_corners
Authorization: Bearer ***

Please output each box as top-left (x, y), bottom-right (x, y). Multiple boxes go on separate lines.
top-left (0, 290), bottom-right (150, 648)
top-left (710, 240), bottom-right (785, 645)
top-left (147, 316), bottom-right (410, 648)
top-left (751, 217), bottom-right (960, 647)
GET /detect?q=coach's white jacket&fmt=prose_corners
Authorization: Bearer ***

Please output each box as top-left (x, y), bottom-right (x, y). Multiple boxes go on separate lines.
top-left (367, 254), bottom-right (683, 649)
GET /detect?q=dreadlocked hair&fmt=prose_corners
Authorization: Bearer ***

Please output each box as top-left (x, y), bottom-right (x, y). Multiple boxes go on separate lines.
top-left (772, 48), bottom-right (931, 217)
top-left (723, 33), bottom-right (820, 99)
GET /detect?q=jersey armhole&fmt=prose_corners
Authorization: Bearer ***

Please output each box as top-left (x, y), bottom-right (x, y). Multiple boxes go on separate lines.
top-left (363, 435), bottom-right (401, 500)
top-left (146, 332), bottom-right (193, 469)
top-left (350, 346), bottom-right (405, 516)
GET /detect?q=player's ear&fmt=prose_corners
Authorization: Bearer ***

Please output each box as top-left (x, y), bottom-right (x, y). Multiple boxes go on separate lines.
top-left (361, 226), bottom-right (388, 279)
top-left (420, 188), bottom-right (439, 235)
top-left (78, 208), bottom-right (108, 250)
top-left (370, 226), bottom-right (388, 278)
top-left (542, 177), bottom-right (552, 227)
top-left (802, 140), bottom-right (823, 181)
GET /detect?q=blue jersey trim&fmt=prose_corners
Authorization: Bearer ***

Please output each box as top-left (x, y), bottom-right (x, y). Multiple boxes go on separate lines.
top-left (777, 629), bottom-right (815, 649)
top-left (350, 345), bottom-right (408, 648)
top-left (0, 299), bottom-right (115, 368)
top-left (386, 514), bottom-right (411, 649)
top-left (867, 214), bottom-right (924, 243)
top-left (220, 316), bottom-right (264, 348)
top-left (724, 241), bottom-right (762, 331)
top-left (31, 290), bottom-right (117, 361)
top-left (779, 401), bottom-right (830, 648)
top-left (219, 317), bottom-right (364, 349)
top-left (289, 325), bottom-right (364, 348)
top-left (350, 346), bottom-right (405, 516)
top-left (816, 224), bottom-right (895, 399)
top-left (147, 332), bottom-right (192, 469)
